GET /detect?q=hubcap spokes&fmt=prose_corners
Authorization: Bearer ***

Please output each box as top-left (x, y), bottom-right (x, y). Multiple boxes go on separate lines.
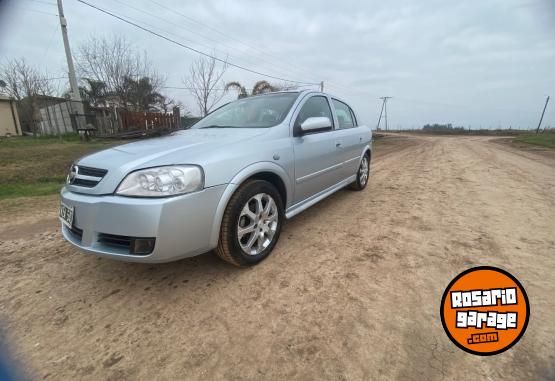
top-left (237, 193), bottom-right (278, 255)
top-left (359, 157), bottom-right (369, 185)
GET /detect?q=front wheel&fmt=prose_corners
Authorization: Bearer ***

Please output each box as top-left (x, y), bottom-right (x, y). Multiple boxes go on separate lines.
top-left (216, 180), bottom-right (284, 267)
top-left (349, 154), bottom-right (370, 191)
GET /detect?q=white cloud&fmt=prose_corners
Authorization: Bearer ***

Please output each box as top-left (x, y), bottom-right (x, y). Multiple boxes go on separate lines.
top-left (0, 0), bottom-right (553, 127)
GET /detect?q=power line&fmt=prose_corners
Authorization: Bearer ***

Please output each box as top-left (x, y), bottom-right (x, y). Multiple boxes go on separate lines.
top-left (7, 76), bottom-right (68, 85)
top-left (112, 0), bottom-right (295, 82)
top-left (21, 0), bottom-right (57, 6)
top-left (162, 84), bottom-right (315, 91)
top-left (21, 0), bottom-right (543, 122)
top-left (147, 1), bottom-right (366, 95)
top-left (76, 0), bottom-right (320, 86)
top-left (110, 0), bottom-right (237, 64)
top-left (147, 0), bottom-right (325, 86)
top-left (395, 95), bottom-right (538, 115)
top-left (25, 0), bottom-right (56, 5)
top-left (21, 76), bottom-right (314, 93)
top-left (80, 1), bottom-right (380, 99)
top-left (111, 0), bottom-right (317, 86)
top-left (18, 7), bottom-right (58, 16)
top-left (41, 22), bottom-right (59, 62)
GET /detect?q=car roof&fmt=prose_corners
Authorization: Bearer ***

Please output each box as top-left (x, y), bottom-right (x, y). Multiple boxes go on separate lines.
top-left (256, 89), bottom-right (325, 97)
top-left (248, 90), bottom-right (352, 109)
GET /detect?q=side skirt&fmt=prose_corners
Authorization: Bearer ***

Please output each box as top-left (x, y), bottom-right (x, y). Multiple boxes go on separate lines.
top-left (285, 175), bottom-right (356, 219)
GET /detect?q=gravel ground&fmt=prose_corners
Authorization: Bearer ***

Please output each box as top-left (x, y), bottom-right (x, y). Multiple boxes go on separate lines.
top-left (0, 135), bottom-right (554, 380)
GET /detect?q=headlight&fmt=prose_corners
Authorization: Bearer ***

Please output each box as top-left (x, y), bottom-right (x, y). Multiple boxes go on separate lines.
top-left (116, 165), bottom-right (204, 197)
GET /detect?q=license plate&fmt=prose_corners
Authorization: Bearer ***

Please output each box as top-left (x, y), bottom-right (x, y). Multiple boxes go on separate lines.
top-left (59, 202), bottom-right (74, 228)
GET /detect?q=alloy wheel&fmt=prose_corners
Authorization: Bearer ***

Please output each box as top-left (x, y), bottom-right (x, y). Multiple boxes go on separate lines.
top-left (359, 156), bottom-right (369, 186)
top-left (237, 193), bottom-right (279, 255)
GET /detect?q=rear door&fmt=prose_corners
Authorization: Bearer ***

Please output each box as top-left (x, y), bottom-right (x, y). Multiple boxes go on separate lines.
top-left (331, 98), bottom-right (366, 179)
top-left (292, 95), bottom-right (344, 204)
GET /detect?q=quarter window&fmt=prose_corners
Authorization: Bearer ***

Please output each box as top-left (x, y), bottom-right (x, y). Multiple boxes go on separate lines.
top-left (349, 108), bottom-right (358, 126)
top-left (332, 99), bottom-right (355, 129)
top-left (295, 96), bottom-right (334, 133)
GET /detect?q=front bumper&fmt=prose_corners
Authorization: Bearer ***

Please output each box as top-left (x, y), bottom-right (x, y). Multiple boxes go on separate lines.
top-left (60, 185), bottom-right (227, 263)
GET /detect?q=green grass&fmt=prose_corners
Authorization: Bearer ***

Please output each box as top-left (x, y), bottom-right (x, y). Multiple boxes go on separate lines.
top-left (0, 132), bottom-right (82, 147)
top-left (0, 134), bottom-right (125, 200)
top-left (0, 182), bottom-right (65, 200)
top-left (514, 133), bottom-right (555, 149)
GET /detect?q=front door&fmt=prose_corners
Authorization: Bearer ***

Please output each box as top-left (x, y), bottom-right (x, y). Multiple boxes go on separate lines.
top-left (292, 95), bottom-right (344, 204)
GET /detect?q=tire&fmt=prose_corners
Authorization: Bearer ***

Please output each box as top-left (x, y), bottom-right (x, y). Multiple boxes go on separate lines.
top-left (216, 179), bottom-right (284, 267)
top-left (349, 153), bottom-right (370, 191)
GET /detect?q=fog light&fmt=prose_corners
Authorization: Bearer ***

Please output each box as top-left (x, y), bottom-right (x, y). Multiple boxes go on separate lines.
top-left (131, 238), bottom-right (156, 255)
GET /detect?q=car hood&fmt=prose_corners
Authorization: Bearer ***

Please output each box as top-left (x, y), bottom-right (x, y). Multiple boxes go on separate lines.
top-left (69, 128), bottom-right (268, 195)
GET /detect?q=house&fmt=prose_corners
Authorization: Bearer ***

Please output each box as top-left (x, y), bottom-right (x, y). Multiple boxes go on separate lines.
top-left (0, 96), bottom-right (22, 136)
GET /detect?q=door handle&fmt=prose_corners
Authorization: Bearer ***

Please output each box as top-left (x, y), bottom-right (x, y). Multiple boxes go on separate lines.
top-left (359, 136), bottom-right (363, 142)
top-left (335, 141), bottom-right (342, 148)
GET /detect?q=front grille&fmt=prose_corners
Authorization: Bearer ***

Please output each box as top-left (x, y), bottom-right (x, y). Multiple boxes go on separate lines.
top-left (70, 165), bottom-right (108, 188)
top-left (72, 178), bottom-right (100, 187)
top-left (78, 166), bottom-right (108, 177)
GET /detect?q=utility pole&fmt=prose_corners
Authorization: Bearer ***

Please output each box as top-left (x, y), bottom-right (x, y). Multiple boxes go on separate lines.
top-left (377, 96), bottom-right (391, 131)
top-left (320, 81), bottom-right (324, 92)
top-left (57, 0), bottom-right (81, 102)
top-left (535, 95), bottom-right (550, 134)
top-left (57, 0), bottom-right (86, 135)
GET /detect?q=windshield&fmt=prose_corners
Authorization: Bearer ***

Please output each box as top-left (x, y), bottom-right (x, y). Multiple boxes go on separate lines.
top-left (193, 92), bottom-right (299, 129)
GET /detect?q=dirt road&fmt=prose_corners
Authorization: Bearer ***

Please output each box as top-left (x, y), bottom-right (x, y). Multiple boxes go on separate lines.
top-left (0, 135), bottom-right (554, 380)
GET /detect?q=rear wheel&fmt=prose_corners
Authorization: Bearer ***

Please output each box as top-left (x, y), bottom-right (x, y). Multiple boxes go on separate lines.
top-left (216, 180), bottom-right (284, 267)
top-left (349, 153), bottom-right (370, 191)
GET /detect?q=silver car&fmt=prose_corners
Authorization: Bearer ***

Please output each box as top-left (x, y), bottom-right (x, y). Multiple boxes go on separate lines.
top-left (60, 90), bottom-right (372, 266)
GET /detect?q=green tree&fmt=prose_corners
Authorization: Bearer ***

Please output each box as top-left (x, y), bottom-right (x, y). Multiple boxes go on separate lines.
top-left (79, 78), bottom-right (108, 107)
top-left (122, 76), bottom-right (163, 112)
top-left (225, 80), bottom-right (276, 99)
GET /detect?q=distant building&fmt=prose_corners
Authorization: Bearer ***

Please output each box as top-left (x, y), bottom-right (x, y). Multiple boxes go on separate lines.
top-left (0, 96), bottom-right (21, 136)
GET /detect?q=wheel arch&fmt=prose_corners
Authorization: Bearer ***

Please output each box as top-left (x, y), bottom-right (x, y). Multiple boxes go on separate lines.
top-left (360, 144), bottom-right (372, 165)
top-left (208, 162), bottom-right (292, 249)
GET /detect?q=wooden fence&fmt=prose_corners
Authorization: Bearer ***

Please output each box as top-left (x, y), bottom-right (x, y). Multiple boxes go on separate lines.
top-left (87, 106), bottom-right (181, 137)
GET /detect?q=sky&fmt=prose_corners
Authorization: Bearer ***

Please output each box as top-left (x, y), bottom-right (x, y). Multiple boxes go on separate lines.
top-left (0, 0), bottom-right (554, 129)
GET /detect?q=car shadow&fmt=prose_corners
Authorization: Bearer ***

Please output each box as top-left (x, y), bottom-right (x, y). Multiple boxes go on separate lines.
top-left (70, 188), bottom-right (361, 298)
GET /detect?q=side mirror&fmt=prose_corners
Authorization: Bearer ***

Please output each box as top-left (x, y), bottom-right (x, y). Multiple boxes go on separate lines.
top-left (300, 117), bottom-right (332, 134)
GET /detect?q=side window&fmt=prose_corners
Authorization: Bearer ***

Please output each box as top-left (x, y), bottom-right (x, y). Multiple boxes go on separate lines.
top-left (332, 99), bottom-right (355, 129)
top-left (295, 96), bottom-right (334, 133)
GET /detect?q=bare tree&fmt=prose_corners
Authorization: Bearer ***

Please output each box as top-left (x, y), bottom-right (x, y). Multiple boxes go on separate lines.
top-left (76, 36), bottom-right (165, 110)
top-left (0, 58), bottom-right (54, 133)
top-left (0, 58), bottom-right (53, 100)
top-left (184, 56), bottom-right (227, 116)
top-left (158, 95), bottom-right (187, 114)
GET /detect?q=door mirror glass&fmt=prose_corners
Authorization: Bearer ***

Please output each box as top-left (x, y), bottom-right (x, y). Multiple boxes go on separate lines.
top-left (300, 117), bottom-right (332, 133)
